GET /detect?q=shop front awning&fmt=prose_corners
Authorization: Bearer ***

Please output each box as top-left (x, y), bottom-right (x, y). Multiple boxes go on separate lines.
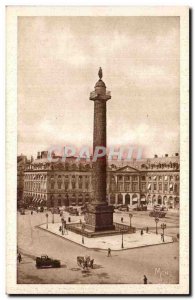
top-left (132, 198), bottom-right (138, 202)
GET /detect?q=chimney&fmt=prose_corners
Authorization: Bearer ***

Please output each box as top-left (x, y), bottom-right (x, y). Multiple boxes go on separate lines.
top-left (165, 154), bottom-right (168, 157)
top-left (154, 154), bottom-right (158, 158)
top-left (175, 153), bottom-right (179, 156)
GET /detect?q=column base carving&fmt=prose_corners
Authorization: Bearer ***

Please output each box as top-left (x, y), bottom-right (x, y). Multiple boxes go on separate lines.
top-left (84, 203), bottom-right (115, 232)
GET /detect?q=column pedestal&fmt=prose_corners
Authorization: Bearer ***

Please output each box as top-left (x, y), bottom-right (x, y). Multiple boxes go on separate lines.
top-left (84, 204), bottom-right (115, 232)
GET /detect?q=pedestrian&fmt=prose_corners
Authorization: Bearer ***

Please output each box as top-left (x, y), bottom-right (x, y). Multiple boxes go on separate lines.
top-left (31, 211), bottom-right (33, 215)
top-left (107, 248), bottom-right (111, 257)
top-left (59, 225), bottom-right (62, 232)
top-left (143, 275), bottom-right (147, 284)
top-left (141, 229), bottom-right (143, 236)
top-left (17, 253), bottom-right (22, 263)
top-left (162, 234), bottom-right (165, 242)
top-left (80, 219), bottom-right (82, 225)
top-left (90, 259), bottom-right (94, 269)
top-left (121, 217), bottom-right (123, 223)
top-left (146, 227), bottom-right (149, 233)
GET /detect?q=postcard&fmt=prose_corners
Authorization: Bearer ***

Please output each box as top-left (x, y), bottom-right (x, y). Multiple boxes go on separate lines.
top-left (6, 6), bottom-right (189, 295)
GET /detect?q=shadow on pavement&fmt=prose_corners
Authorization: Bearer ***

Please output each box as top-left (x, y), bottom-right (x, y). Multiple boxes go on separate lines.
top-left (93, 264), bottom-right (103, 270)
top-left (96, 272), bottom-right (109, 280)
top-left (70, 267), bottom-right (81, 271)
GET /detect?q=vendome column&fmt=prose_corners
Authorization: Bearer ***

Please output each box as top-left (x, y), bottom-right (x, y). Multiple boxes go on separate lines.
top-left (85, 68), bottom-right (114, 232)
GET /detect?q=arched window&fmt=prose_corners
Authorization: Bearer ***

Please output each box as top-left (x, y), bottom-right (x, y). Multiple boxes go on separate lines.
top-left (117, 193), bottom-right (123, 204)
top-left (50, 196), bottom-right (54, 207)
top-left (58, 195), bottom-right (61, 206)
top-left (125, 194), bottom-right (130, 205)
top-left (158, 195), bottom-right (162, 205)
top-left (110, 194), bottom-right (115, 204)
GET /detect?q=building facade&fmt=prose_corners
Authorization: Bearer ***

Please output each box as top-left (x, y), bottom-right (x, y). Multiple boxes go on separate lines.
top-left (17, 154), bottom-right (31, 205)
top-left (23, 151), bottom-right (180, 209)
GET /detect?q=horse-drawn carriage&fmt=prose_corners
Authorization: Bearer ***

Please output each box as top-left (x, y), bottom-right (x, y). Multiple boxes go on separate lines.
top-left (77, 256), bottom-right (94, 269)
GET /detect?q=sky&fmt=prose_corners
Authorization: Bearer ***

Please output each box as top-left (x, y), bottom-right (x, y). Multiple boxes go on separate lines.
top-left (18, 16), bottom-right (179, 159)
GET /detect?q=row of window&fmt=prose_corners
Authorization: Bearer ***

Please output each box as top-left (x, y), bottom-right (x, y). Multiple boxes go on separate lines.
top-left (110, 182), bottom-right (179, 193)
top-left (144, 182), bottom-right (178, 193)
top-left (110, 174), bottom-right (179, 182)
top-left (50, 175), bottom-right (89, 180)
top-left (24, 181), bottom-right (46, 192)
top-left (24, 174), bottom-right (47, 180)
top-left (50, 181), bottom-right (89, 190)
top-left (24, 174), bottom-right (90, 180)
top-left (110, 182), bottom-right (139, 192)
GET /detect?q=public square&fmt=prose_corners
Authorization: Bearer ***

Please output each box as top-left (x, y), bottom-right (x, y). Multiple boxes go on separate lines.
top-left (17, 208), bottom-right (179, 284)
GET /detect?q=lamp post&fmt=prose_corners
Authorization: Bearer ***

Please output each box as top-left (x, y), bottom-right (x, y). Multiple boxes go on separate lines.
top-left (52, 208), bottom-right (54, 224)
top-left (61, 218), bottom-right (64, 235)
top-left (121, 229), bottom-right (124, 249)
top-left (45, 213), bottom-right (48, 229)
top-left (82, 223), bottom-right (85, 244)
top-left (161, 223), bottom-right (166, 242)
top-left (129, 213), bottom-right (133, 229)
top-left (155, 217), bottom-right (159, 234)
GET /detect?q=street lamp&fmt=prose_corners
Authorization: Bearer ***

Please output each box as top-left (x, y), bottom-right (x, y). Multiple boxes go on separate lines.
top-left (82, 223), bottom-right (85, 244)
top-left (61, 218), bottom-right (64, 235)
top-left (52, 208), bottom-right (54, 224)
top-left (129, 213), bottom-right (133, 229)
top-left (161, 223), bottom-right (166, 242)
top-left (121, 229), bottom-right (124, 249)
top-left (45, 213), bottom-right (48, 229)
top-left (155, 217), bottom-right (159, 234)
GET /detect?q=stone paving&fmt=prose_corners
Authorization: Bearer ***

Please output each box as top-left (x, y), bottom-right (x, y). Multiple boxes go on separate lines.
top-left (17, 211), bottom-right (179, 284)
top-left (39, 222), bottom-right (173, 250)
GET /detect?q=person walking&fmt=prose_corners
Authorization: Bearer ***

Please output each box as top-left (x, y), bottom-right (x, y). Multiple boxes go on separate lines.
top-left (107, 248), bottom-right (111, 257)
top-left (121, 217), bottom-right (123, 223)
top-left (90, 259), bottom-right (94, 269)
top-left (146, 227), bottom-right (149, 233)
top-left (143, 275), bottom-right (148, 284)
top-left (141, 229), bottom-right (143, 236)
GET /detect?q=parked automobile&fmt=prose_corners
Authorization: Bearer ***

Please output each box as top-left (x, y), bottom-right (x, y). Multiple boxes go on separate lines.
top-left (149, 210), bottom-right (166, 218)
top-left (118, 205), bottom-right (129, 212)
top-left (133, 205), bottom-right (147, 211)
top-left (36, 255), bottom-right (61, 269)
top-left (154, 205), bottom-right (167, 212)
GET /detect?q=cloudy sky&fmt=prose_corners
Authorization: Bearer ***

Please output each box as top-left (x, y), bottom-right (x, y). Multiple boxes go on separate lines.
top-left (18, 16), bottom-right (179, 159)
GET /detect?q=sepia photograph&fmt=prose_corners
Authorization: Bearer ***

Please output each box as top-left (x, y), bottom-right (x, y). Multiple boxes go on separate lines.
top-left (6, 6), bottom-right (189, 295)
